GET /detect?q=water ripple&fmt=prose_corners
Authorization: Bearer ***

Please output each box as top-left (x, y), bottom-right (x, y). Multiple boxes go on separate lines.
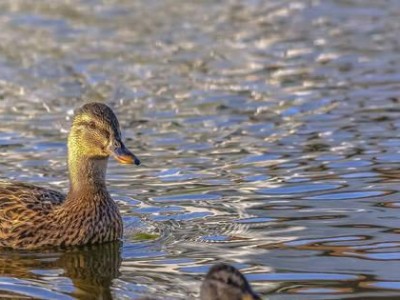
top-left (258, 184), bottom-right (342, 195)
top-left (1, 0), bottom-right (400, 299)
top-left (305, 190), bottom-right (391, 200)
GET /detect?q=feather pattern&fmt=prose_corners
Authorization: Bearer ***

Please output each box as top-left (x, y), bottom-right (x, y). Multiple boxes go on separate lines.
top-left (0, 103), bottom-right (137, 249)
top-left (200, 263), bottom-right (261, 300)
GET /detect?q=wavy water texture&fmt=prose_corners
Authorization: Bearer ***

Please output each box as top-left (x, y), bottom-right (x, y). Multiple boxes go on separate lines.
top-left (0, 0), bottom-right (400, 299)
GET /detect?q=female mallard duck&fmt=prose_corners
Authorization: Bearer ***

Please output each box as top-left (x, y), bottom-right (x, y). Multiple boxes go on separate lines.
top-left (0, 102), bottom-right (140, 249)
top-left (200, 263), bottom-right (261, 300)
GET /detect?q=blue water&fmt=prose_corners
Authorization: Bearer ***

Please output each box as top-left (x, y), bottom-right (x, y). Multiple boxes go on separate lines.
top-left (0, 0), bottom-right (400, 299)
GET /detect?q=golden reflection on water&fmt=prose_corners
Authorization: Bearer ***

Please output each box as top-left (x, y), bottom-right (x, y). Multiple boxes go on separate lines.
top-left (0, 242), bottom-right (121, 299)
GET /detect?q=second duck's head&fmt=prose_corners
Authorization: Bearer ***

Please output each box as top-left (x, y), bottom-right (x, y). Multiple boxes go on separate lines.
top-left (200, 263), bottom-right (261, 300)
top-left (68, 102), bottom-right (140, 166)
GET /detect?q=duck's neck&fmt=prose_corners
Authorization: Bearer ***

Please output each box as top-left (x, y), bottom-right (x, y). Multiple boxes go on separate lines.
top-left (67, 153), bottom-right (109, 195)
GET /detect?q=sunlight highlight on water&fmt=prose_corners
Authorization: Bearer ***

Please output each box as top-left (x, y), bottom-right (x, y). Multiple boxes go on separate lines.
top-left (0, 0), bottom-right (400, 299)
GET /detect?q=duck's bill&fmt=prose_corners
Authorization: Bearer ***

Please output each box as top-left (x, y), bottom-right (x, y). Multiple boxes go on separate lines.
top-left (112, 142), bottom-right (140, 165)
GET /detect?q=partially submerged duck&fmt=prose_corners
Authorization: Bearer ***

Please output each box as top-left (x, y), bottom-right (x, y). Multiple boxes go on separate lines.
top-left (0, 102), bottom-right (140, 249)
top-left (201, 263), bottom-right (261, 300)
top-left (132, 262), bottom-right (262, 300)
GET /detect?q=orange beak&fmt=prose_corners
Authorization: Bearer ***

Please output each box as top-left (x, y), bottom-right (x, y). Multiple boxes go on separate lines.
top-left (111, 141), bottom-right (140, 165)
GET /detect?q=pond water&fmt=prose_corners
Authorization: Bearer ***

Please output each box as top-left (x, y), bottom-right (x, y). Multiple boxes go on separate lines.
top-left (0, 0), bottom-right (400, 299)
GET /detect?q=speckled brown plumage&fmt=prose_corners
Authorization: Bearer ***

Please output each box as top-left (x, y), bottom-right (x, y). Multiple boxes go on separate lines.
top-left (0, 102), bottom-right (140, 249)
top-left (200, 263), bottom-right (261, 300)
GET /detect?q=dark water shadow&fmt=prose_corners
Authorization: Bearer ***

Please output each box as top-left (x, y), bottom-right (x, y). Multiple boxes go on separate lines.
top-left (0, 241), bottom-right (122, 299)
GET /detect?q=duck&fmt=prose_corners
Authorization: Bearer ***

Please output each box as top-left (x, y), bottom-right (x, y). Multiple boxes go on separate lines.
top-left (200, 263), bottom-right (261, 300)
top-left (0, 102), bottom-right (140, 249)
top-left (137, 263), bottom-right (261, 300)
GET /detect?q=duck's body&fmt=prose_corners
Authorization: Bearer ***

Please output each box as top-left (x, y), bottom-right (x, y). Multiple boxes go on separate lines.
top-left (0, 103), bottom-right (139, 249)
top-left (0, 181), bottom-right (122, 249)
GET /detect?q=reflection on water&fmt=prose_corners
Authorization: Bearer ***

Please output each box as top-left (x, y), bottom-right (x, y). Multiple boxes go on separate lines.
top-left (0, 242), bottom-right (121, 299)
top-left (0, 0), bottom-right (400, 299)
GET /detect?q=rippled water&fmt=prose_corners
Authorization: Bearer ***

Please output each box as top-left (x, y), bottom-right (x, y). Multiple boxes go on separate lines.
top-left (0, 0), bottom-right (400, 299)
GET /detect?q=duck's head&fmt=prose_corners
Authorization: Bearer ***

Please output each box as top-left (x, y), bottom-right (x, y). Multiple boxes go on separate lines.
top-left (68, 102), bottom-right (140, 165)
top-left (200, 263), bottom-right (261, 300)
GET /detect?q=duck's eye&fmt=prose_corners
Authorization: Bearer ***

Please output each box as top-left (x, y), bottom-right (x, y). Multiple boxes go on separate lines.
top-left (88, 121), bottom-right (96, 129)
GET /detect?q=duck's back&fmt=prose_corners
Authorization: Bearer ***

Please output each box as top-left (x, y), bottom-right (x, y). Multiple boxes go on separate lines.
top-left (0, 181), bottom-right (65, 212)
top-left (0, 181), bottom-right (65, 246)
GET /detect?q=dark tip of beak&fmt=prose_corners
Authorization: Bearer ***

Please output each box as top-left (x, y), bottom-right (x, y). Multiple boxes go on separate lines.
top-left (111, 141), bottom-right (140, 166)
top-left (134, 157), bottom-right (141, 166)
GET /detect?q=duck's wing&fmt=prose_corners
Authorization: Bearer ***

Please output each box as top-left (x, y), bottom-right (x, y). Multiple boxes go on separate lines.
top-left (0, 181), bottom-right (65, 213)
top-left (0, 181), bottom-right (66, 241)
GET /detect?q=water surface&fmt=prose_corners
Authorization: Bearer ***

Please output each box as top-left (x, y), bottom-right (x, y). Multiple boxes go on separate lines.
top-left (1, 0), bottom-right (400, 299)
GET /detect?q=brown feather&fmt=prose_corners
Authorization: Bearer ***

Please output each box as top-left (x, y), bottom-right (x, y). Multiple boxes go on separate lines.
top-left (0, 103), bottom-right (134, 249)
